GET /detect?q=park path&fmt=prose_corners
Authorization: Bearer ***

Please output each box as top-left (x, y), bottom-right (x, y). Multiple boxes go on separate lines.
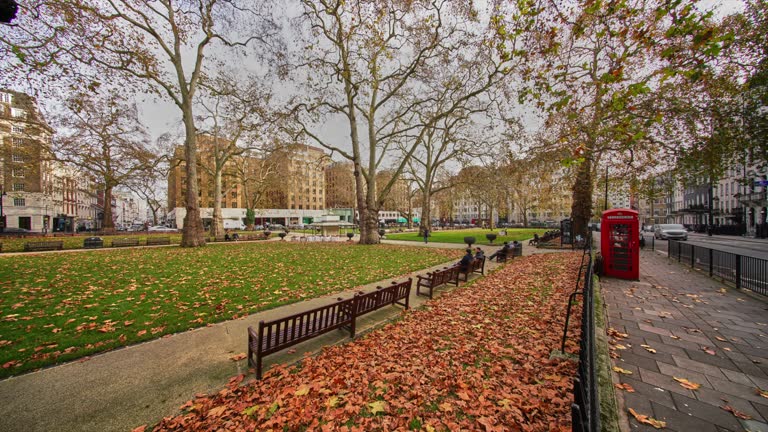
top-left (0, 239), bottom-right (547, 432)
top-left (601, 249), bottom-right (768, 432)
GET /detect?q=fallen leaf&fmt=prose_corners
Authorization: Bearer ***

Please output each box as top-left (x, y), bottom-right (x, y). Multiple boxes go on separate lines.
top-left (701, 347), bottom-right (716, 355)
top-left (368, 400), bottom-right (386, 414)
top-left (757, 389), bottom-right (768, 399)
top-left (715, 336), bottom-right (727, 342)
top-left (229, 353), bottom-right (247, 362)
top-left (673, 377), bottom-right (701, 390)
top-left (294, 385), bottom-right (310, 396)
top-left (131, 426), bottom-right (146, 432)
top-left (628, 408), bottom-right (666, 429)
top-left (641, 344), bottom-right (657, 354)
top-left (721, 405), bottom-right (751, 420)
top-left (614, 383), bottom-right (635, 392)
top-left (613, 366), bottom-right (633, 375)
top-left (206, 405), bottom-right (227, 418)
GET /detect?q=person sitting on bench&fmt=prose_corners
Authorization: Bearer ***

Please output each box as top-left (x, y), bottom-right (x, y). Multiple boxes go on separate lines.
top-left (458, 249), bottom-right (474, 271)
top-left (488, 242), bottom-right (510, 262)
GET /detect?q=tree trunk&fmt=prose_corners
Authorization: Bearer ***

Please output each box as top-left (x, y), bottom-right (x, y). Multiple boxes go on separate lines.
top-left (570, 156), bottom-right (593, 238)
top-left (419, 188), bottom-right (432, 236)
top-left (210, 169), bottom-right (225, 238)
top-left (102, 185), bottom-right (116, 234)
top-left (488, 204), bottom-right (495, 230)
top-left (181, 106), bottom-right (206, 247)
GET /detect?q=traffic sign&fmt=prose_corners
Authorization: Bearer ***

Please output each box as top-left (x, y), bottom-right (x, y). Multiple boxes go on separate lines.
top-left (755, 180), bottom-right (768, 187)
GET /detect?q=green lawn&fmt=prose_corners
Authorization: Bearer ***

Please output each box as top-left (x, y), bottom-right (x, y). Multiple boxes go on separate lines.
top-left (385, 228), bottom-right (548, 245)
top-left (0, 242), bottom-right (461, 378)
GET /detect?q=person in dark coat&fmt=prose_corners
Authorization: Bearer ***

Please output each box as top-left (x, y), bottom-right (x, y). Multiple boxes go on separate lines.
top-left (474, 247), bottom-right (485, 260)
top-left (458, 248), bottom-right (474, 270)
top-left (488, 241), bottom-right (510, 261)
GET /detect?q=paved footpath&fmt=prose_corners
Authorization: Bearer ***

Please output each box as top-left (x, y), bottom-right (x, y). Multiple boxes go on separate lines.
top-left (601, 250), bottom-right (768, 432)
top-left (0, 239), bottom-right (541, 432)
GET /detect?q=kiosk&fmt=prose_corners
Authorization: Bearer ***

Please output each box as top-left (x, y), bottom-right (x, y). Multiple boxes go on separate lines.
top-left (600, 209), bottom-right (640, 280)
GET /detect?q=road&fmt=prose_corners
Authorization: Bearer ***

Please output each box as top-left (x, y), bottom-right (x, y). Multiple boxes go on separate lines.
top-left (641, 232), bottom-right (768, 260)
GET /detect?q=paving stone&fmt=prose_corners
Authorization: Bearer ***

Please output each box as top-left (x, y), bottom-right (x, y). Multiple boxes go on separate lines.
top-left (706, 375), bottom-right (768, 405)
top-left (618, 375), bottom-right (675, 410)
top-left (733, 360), bottom-right (768, 380)
top-left (639, 368), bottom-right (696, 397)
top-left (639, 323), bottom-right (674, 337)
top-left (684, 348), bottom-right (740, 370)
top-left (657, 361), bottom-right (714, 389)
top-left (722, 368), bottom-right (761, 387)
top-left (739, 419), bottom-right (768, 432)
top-left (650, 400), bottom-right (721, 432)
top-left (618, 351), bottom-right (662, 373)
top-left (673, 355), bottom-right (729, 379)
top-left (629, 345), bottom-right (676, 365)
top-left (693, 386), bottom-right (766, 422)
top-left (670, 391), bottom-right (746, 431)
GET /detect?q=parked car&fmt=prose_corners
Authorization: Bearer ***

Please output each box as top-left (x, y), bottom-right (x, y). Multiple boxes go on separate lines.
top-left (148, 226), bottom-right (178, 233)
top-left (654, 224), bottom-right (688, 240)
top-left (0, 227), bottom-right (31, 235)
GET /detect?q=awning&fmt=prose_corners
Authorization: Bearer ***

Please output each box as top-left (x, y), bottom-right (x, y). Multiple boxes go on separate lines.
top-left (412, 217), bottom-right (420, 223)
top-left (396, 217), bottom-right (407, 223)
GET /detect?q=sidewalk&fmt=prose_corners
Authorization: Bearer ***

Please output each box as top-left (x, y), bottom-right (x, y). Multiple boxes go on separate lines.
top-left (0, 241), bottom-right (523, 432)
top-left (601, 250), bottom-right (768, 431)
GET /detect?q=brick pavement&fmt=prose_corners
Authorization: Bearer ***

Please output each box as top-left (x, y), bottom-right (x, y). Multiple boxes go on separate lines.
top-left (601, 250), bottom-right (768, 432)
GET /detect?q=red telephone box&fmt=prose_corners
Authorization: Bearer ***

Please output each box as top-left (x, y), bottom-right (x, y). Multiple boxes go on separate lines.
top-left (600, 209), bottom-right (639, 280)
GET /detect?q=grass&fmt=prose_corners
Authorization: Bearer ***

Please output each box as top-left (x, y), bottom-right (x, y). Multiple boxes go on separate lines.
top-left (0, 241), bottom-right (461, 378)
top-left (384, 228), bottom-right (548, 245)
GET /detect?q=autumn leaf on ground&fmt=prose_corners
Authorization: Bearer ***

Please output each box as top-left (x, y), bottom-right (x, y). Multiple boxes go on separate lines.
top-left (368, 400), bottom-right (386, 414)
top-left (294, 385), bottom-right (310, 396)
top-left (701, 346), bottom-right (716, 355)
top-left (607, 328), bottom-right (629, 338)
top-left (613, 366), bottom-right (633, 375)
top-left (715, 336), bottom-right (727, 342)
top-left (629, 408), bottom-right (666, 429)
top-left (721, 405), bottom-right (751, 420)
top-left (229, 353), bottom-right (246, 362)
top-left (670, 334), bottom-right (681, 340)
top-left (615, 383), bottom-right (635, 392)
top-left (206, 405), bottom-right (227, 418)
top-left (131, 426), bottom-right (146, 432)
top-left (641, 344), bottom-right (657, 354)
top-left (673, 377), bottom-right (701, 390)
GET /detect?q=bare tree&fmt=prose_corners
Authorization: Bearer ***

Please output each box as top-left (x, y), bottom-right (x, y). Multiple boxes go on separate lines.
top-left (289, 0), bottom-right (541, 243)
top-left (1, 0), bottom-right (279, 246)
top-left (52, 91), bottom-right (156, 233)
top-left (195, 75), bottom-right (278, 237)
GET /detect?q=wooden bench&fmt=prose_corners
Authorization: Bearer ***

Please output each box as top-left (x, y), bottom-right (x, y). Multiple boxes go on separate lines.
top-left (23, 240), bottom-right (64, 252)
top-left (248, 278), bottom-right (412, 379)
top-left (416, 266), bottom-right (459, 299)
top-left (458, 257), bottom-right (485, 282)
top-left (83, 237), bottom-right (104, 249)
top-left (111, 238), bottom-right (139, 248)
top-left (146, 236), bottom-right (170, 246)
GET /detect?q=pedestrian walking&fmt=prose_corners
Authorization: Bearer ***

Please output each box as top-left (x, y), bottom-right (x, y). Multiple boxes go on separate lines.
top-left (423, 228), bottom-right (430, 244)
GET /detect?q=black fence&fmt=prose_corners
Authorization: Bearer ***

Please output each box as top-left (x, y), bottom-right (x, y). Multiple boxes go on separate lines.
top-left (669, 240), bottom-right (767, 297)
top-left (561, 235), bottom-right (599, 432)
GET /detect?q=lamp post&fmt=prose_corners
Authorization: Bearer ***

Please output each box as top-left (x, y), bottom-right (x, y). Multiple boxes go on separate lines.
top-left (708, 182), bottom-right (715, 236)
top-left (0, 188), bottom-right (6, 233)
top-left (604, 164), bottom-right (609, 211)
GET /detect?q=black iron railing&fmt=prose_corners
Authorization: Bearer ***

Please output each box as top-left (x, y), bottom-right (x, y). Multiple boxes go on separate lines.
top-left (669, 240), bottom-right (767, 297)
top-left (561, 234), bottom-right (599, 432)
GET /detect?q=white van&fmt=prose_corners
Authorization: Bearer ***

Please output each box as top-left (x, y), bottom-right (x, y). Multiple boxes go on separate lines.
top-left (223, 220), bottom-right (246, 230)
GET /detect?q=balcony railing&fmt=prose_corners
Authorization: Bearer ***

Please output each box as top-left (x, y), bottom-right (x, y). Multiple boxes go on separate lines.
top-left (737, 191), bottom-right (767, 205)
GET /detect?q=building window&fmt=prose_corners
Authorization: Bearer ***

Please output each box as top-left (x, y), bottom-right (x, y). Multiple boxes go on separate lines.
top-left (0, 92), bottom-right (12, 103)
top-left (12, 137), bottom-right (24, 147)
top-left (231, 192), bottom-right (237, 198)
top-left (12, 168), bottom-right (24, 178)
top-left (231, 202), bottom-right (237, 208)
top-left (12, 154), bottom-right (23, 162)
top-left (12, 183), bottom-right (24, 191)
top-left (13, 198), bottom-right (26, 207)
top-left (12, 125), bottom-right (25, 134)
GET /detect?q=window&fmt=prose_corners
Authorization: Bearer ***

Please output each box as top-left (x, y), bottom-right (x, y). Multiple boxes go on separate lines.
top-left (231, 202), bottom-right (237, 208)
top-left (12, 125), bottom-right (25, 134)
top-left (231, 192), bottom-right (237, 198)
top-left (0, 92), bottom-right (12, 103)
top-left (13, 198), bottom-right (25, 206)
top-left (12, 168), bottom-right (24, 178)
top-left (12, 154), bottom-right (23, 162)
top-left (12, 137), bottom-right (23, 147)
top-left (12, 183), bottom-right (24, 191)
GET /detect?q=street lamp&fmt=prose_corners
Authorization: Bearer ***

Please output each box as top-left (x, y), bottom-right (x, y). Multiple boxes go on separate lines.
top-left (0, 188), bottom-right (6, 233)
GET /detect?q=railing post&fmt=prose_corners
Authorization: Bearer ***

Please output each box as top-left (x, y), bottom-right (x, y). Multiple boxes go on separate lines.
top-left (736, 255), bottom-right (742, 290)
top-left (678, 241), bottom-right (681, 262)
top-left (691, 245), bottom-right (695, 268)
top-left (709, 249), bottom-right (713, 277)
